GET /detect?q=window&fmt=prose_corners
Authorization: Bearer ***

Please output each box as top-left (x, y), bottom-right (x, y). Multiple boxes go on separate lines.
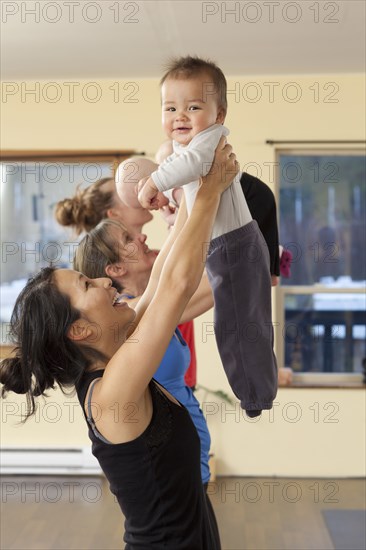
top-left (0, 151), bottom-right (132, 344)
top-left (276, 150), bottom-right (366, 380)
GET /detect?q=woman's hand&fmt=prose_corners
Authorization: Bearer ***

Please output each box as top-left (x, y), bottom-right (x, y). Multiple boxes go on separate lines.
top-left (200, 136), bottom-right (239, 195)
top-left (278, 367), bottom-right (293, 386)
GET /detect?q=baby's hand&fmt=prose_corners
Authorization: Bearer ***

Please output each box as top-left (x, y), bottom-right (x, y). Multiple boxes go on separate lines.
top-left (138, 176), bottom-right (160, 210)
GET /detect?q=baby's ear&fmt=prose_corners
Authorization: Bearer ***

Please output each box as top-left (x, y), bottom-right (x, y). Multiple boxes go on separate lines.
top-left (216, 107), bottom-right (226, 124)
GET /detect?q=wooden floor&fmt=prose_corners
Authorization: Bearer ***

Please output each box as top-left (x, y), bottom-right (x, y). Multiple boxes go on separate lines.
top-left (1, 476), bottom-right (365, 550)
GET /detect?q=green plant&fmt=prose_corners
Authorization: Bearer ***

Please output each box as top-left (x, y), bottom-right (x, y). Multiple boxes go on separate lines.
top-left (195, 384), bottom-right (235, 405)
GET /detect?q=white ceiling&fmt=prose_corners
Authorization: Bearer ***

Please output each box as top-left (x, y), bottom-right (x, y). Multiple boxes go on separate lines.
top-left (1, 0), bottom-right (365, 79)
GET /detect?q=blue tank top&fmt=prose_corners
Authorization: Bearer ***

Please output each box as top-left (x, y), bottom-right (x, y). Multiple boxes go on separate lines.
top-left (154, 329), bottom-right (211, 484)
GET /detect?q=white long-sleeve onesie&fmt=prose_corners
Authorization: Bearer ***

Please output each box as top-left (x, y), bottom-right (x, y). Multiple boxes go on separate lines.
top-left (151, 124), bottom-right (252, 239)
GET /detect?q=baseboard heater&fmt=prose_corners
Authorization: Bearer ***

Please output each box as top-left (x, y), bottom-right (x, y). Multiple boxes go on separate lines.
top-left (1, 447), bottom-right (102, 475)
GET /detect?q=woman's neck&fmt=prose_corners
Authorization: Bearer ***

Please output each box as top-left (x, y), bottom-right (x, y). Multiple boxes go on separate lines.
top-left (122, 272), bottom-right (151, 298)
top-left (86, 334), bottom-right (126, 372)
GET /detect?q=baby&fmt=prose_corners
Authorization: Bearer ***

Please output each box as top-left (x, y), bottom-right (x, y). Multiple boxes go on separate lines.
top-left (141, 56), bottom-right (278, 416)
top-left (138, 61), bottom-right (252, 240)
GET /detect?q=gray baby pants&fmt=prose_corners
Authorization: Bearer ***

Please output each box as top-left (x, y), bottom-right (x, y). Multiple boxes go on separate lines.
top-left (206, 220), bottom-right (278, 416)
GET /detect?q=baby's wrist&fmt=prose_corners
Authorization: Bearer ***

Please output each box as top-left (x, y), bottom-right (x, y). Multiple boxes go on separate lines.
top-left (147, 177), bottom-right (158, 192)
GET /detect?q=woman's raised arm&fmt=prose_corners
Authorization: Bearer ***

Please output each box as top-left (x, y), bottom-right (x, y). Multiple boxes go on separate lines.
top-left (129, 192), bottom-right (188, 329)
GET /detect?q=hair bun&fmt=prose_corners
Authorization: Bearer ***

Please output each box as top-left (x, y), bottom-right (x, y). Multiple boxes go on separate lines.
top-left (54, 178), bottom-right (114, 235)
top-left (54, 196), bottom-right (81, 227)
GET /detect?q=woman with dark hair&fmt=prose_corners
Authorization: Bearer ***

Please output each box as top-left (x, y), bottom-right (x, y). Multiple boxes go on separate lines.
top-left (1, 138), bottom-right (237, 549)
top-left (73, 217), bottom-right (214, 487)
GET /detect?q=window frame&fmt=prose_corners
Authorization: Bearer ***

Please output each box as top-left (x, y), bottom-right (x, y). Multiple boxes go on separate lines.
top-left (274, 147), bottom-right (366, 387)
top-left (0, 149), bottom-right (136, 169)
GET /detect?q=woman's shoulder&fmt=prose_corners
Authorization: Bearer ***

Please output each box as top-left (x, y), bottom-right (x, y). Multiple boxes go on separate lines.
top-left (75, 369), bottom-right (104, 400)
top-left (84, 376), bottom-right (155, 445)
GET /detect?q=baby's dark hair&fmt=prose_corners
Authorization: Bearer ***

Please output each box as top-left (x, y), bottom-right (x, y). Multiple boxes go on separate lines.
top-left (55, 177), bottom-right (115, 236)
top-left (0, 268), bottom-right (104, 420)
top-left (160, 55), bottom-right (227, 112)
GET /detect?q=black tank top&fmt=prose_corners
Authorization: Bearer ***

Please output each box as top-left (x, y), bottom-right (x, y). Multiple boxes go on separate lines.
top-left (76, 370), bottom-right (220, 549)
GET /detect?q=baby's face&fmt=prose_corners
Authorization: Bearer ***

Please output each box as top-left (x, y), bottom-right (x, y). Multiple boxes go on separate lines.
top-left (161, 76), bottom-right (225, 146)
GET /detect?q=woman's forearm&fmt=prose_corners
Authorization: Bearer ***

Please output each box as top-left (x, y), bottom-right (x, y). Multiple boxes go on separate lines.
top-left (158, 183), bottom-right (221, 298)
top-left (179, 272), bottom-right (214, 324)
top-left (130, 196), bottom-right (189, 325)
top-left (141, 186), bottom-right (219, 309)
top-left (147, 195), bottom-right (188, 287)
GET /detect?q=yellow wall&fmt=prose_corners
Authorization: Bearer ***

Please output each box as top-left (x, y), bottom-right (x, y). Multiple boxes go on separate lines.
top-left (1, 73), bottom-right (365, 476)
